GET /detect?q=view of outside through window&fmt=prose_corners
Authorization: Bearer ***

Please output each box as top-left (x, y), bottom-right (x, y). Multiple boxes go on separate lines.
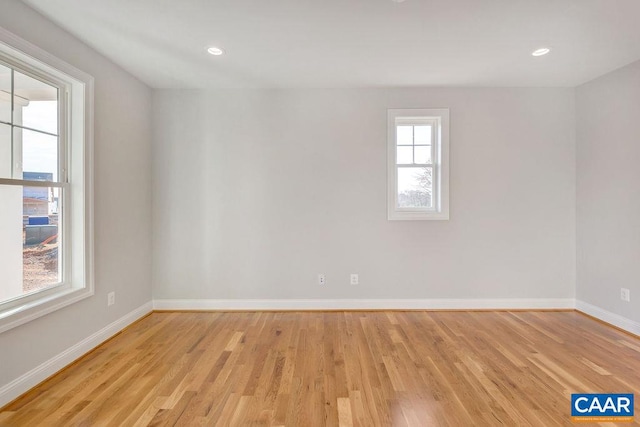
top-left (22, 108), bottom-right (60, 292)
top-left (0, 63), bottom-right (60, 302)
top-left (396, 124), bottom-right (433, 208)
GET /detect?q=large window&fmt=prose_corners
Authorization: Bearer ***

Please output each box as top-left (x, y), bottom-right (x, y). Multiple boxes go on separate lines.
top-left (0, 28), bottom-right (93, 333)
top-left (387, 109), bottom-right (449, 220)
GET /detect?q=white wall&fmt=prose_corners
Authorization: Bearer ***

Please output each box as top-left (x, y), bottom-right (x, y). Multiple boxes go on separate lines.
top-left (152, 88), bottom-right (576, 303)
top-left (0, 0), bottom-right (152, 392)
top-left (576, 59), bottom-right (640, 324)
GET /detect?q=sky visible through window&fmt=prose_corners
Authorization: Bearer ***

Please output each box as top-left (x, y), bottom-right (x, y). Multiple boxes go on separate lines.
top-left (23, 100), bottom-right (58, 180)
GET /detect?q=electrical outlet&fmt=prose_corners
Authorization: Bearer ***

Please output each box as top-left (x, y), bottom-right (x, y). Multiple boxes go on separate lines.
top-left (318, 274), bottom-right (326, 286)
top-left (350, 274), bottom-right (359, 285)
top-left (107, 291), bottom-right (115, 306)
top-left (621, 288), bottom-right (631, 302)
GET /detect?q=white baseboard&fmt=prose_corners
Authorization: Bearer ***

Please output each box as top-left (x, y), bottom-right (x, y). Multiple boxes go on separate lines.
top-left (0, 301), bottom-right (153, 408)
top-left (153, 298), bottom-right (576, 311)
top-left (576, 300), bottom-right (640, 336)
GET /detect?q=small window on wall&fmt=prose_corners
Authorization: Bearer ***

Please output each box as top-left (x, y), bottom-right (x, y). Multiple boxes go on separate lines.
top-left (0, 27), bottom-right (94, 333)
top-left (387, 109), bottom-right (449, 220)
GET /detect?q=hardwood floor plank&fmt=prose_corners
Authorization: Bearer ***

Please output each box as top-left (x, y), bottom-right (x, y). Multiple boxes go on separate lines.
top-left (337, 397), bottom-right (353, 427)
top-left (2, 311), bottom-right (640, 426)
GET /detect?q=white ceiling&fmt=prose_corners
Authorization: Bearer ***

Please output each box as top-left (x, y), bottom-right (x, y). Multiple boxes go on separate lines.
top-left (22, 0), bottom-right (640, 89)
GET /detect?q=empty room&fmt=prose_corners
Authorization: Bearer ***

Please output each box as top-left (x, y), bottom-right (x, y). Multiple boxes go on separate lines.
top-left (1, 0), bottom-right (639, 425)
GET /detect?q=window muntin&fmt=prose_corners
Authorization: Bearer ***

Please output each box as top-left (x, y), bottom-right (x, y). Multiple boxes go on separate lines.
top-left (387, 109), bottom-right (449, 220)
top-left (0, 27), bottom-right (93, 333)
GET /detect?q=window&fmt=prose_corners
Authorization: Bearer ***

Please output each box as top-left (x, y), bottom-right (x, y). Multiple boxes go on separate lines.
top-left (0, 28), bottom-right (93, 333)
top-left (387, 109), bottom-right (449, 220)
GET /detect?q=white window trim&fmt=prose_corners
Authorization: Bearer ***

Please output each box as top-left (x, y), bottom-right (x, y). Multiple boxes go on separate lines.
top-left (387, 108), bottom-right (449, 221)
top-left (0, 27), bottom-right (94, 334)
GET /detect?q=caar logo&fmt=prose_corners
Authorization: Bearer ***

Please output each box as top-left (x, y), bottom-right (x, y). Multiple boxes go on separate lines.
top-left (571, 393), bottom-right (634, 423)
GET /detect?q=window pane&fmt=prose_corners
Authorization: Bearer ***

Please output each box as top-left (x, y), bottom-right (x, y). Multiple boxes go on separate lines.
top-left (24, 185), bottom-right (61, 292)
top-left (0, 123), bottom-right (10, 178)
top-left (14, 72), bottom-right (58, 135)
top-left (396, 125), bottom-right (413, 145)
top-left (414, 146), bottom-right (432, 165)
top-left (396, 146), bottom-right (413, 164)
top-left (414, 125), bottom-right (432, 145)
top-left (0, 184), bottom-right (61, 302)
top-left (0, 64), bottom-right (10, 124)
top-left (20, 128), bottom-right (58, 182)
top-left (397, 167), bottom-right (432, 208)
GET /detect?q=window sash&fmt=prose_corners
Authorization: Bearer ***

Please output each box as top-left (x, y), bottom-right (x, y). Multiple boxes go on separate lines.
top-left (395, 164), bottom-right (435, 211)
top-left (394, 119), bottom-right (440, 211)
top-left (0, 181), bottom-right (69, 311)
top-left (0, 52), bottom-right (71, 314)
top-left (0, 178), bottom-right (66, 187)
top-left (0, 55), bottom-right (68, 185)
top-left (394, 120), bottom-right (437, 166)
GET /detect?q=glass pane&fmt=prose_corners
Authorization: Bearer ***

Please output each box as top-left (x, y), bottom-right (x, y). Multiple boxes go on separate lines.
top-left (20, 128), bottom-right (58, 182)
top-left (414, 125), bottom-right (432, 145)
top-left (397, 167), bottom-right (432, 208)
top-left (396, 146), bottom-right (413, 164)
top-left (396, 125), bottom-right (413, 145)
top-left (14, 71), bottom-right (58, 135)
top-left (0, 184), bottom-right (61, 303)
top-left (414, 146), bottom-right (432, 165)
top-left (0, 64), bottom-right (10, 124)
top-left (23, 184), bottom-right (61, 293)
top-left (0, 123), bottom-right (10, 178)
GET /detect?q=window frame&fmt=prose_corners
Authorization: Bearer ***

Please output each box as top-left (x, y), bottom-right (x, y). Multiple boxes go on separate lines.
top-left (0, 27), bottom-right (94, 333)
top-left (387, 108), bottom-right (449, 221)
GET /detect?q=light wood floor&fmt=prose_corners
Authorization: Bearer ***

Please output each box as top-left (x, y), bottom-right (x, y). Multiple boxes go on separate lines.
top-left (1, 311), bottom-right (639, 426)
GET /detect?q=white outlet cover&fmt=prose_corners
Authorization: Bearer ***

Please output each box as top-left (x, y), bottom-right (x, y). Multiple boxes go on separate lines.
top-left (621, 288), bottom-right (631, 302)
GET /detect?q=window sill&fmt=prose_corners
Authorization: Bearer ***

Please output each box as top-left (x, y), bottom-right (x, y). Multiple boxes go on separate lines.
top-left (0, 286), bottom-right (94, 334)
top-left (388, 210), bottom-right (450, 221)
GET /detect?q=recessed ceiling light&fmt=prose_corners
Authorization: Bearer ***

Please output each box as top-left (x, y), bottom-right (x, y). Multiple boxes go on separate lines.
top-left (532, 48), bottom-right (551, 57)
top-left (207, 47), bottom-right (225, 56)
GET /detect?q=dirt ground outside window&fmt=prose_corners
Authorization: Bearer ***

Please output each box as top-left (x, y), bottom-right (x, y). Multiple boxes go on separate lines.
top-left (23, 243), bottom-right (59, 293)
